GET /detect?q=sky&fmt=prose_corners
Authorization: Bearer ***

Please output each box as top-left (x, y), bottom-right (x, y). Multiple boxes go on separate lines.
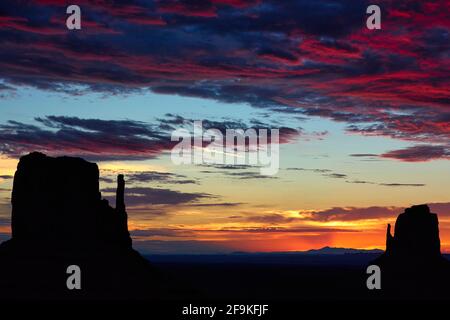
top-left (0, 0), bottom-right (449, 254)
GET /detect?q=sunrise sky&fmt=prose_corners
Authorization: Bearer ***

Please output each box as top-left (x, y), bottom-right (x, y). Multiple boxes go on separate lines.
top-left (0, 0), bottom-right (449, 254)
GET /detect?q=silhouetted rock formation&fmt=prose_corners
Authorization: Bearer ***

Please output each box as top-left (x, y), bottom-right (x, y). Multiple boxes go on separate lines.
top-left (385, 204), bottom-right (441, 260)
top-left (373, 204), bottom-right (450, 298)
top-left (0, 152), bottom-right (163, 300)
top-left (9, 152), bottom-right (131, 250)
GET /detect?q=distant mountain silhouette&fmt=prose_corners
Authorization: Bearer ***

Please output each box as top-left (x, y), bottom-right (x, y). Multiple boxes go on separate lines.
top-left (231, 247), bottom-right (383, 255)
top-left (0, 152), bottom-right (168, 300)
top-left (373, 204), bottom-right (450, 298)
top-left (305, 246), bottom-right (383, 255)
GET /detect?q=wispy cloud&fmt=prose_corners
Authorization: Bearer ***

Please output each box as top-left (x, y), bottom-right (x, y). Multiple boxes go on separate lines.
top-left (381, 145), bottom-right (450, 162)
top-left (301, 203), bottom-right (450, 222)
top-left (287, 167), bottom-right (425, 187)
top-left (102, 186), bottom-right (214, 206)
top-left (0, 115), bottom-right (298, 160)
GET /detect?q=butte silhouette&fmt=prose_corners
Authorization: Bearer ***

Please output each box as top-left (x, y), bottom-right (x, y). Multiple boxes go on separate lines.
top-left (373, 204), bottom-right (450, 298)
top-left (0, 152), bottom-right (164, 299)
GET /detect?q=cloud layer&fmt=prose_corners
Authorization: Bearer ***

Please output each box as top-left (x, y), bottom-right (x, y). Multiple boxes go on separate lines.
top-left (0, 0), bottom-right (448, 160)
top-left (0, 115), bottom-right (298, 160)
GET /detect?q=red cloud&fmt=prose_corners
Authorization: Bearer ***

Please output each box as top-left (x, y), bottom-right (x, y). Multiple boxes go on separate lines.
top-left (211, 0), bottom-right (260, 8)
top-left (0, 0), bottom-right (448, 158)
top-left (157, 1), bottom-right (217, 18)
top-left (305, 202), bottom-right (450, 222)
top-left (381, 145), bottom-right (450, 162)
top-left (0, 15), bottom-right (66, 35)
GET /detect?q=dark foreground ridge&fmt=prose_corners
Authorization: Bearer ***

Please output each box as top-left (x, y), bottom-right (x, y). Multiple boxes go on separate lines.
top-left (0, 153), bottom-right (449, 302)
top-left (373, 204), bottom-right (450, 298)
top-left (0, 152), bottom-right (169, 300)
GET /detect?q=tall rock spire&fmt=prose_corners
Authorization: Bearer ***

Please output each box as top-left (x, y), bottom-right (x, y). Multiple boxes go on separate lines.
top-left (116, 174), bottom-right (125, 213)
top-left (386, 223), bottom-right (394, 253)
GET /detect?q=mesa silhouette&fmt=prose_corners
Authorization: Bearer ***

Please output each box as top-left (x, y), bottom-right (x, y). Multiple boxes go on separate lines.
top-left (0, 152), bottom-right (165, 300)
top-left (373, 204), bottom-right (450, 298)
top-left (1, 152), bottom-right (449, 301)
